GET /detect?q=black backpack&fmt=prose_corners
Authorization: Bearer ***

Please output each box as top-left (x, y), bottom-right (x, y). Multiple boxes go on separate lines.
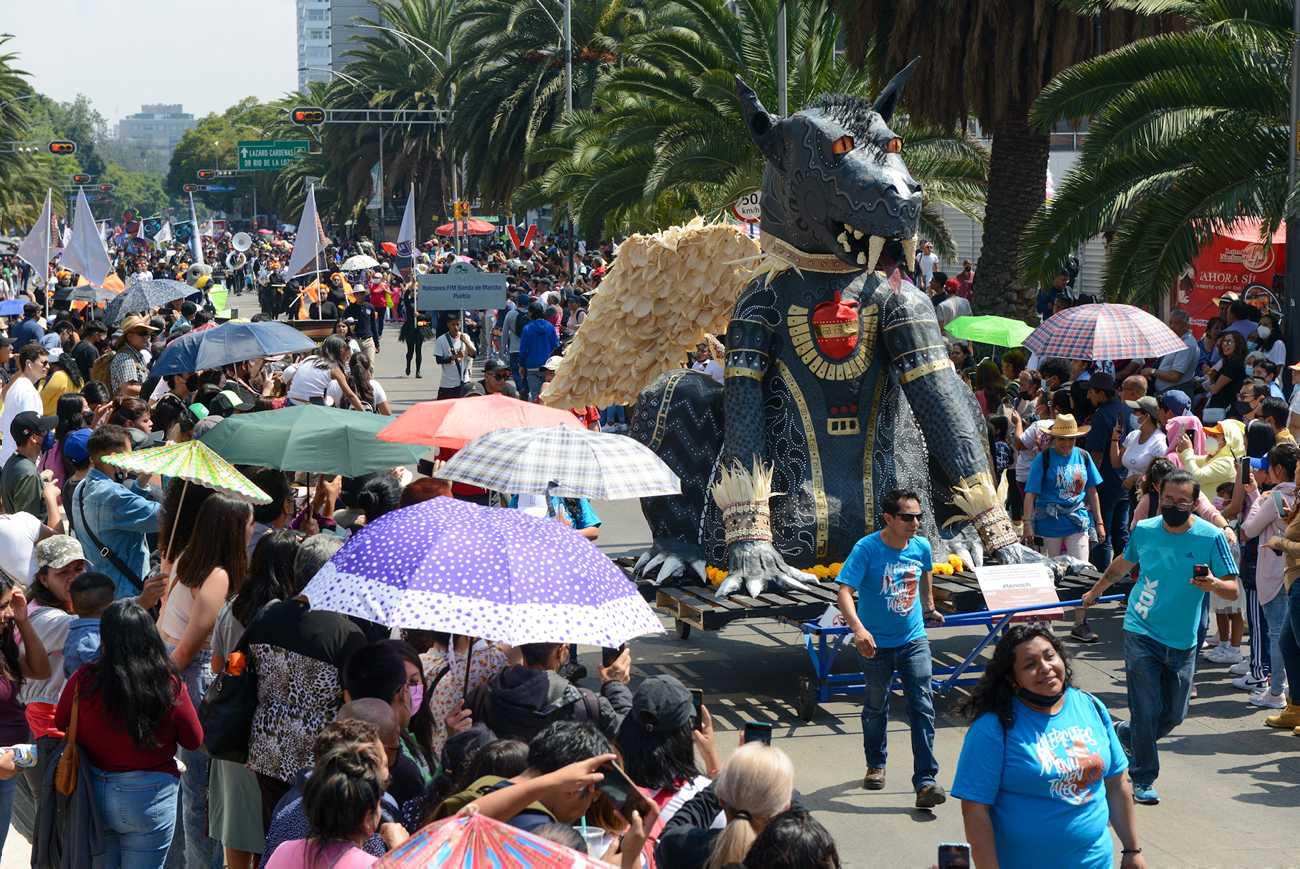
top-left (513, 309), bottom-right (527, 337)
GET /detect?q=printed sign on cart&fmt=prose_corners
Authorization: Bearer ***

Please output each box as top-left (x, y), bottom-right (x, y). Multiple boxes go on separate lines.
top-left (974, 563), bottom-right (1063, 622)
top-left (417, 273), bottom-right (509, 312)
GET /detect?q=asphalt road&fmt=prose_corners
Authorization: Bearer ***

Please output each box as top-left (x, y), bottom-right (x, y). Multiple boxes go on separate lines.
top-left (5, 332), bottom-right (1294, 867)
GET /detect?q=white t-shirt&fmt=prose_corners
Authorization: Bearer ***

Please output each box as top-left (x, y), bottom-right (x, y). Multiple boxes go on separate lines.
top-left (284, 361), bottom-right (335, 404)
top-left (0, 511), bottom-right (41, 584)
top-left (327, 378), bottom-right (387, 409)
top-left (0, 377), bottom-right (43, 467)
top-left (1121, 428), bottom-right (1168, 479)
top-left (1015, 419), bottom-right (1051, 479)
top-left (691, 359), bottom-right (724, 384)
top-left (935, 294), bottom-right (972, 329)
top-left (917, 252), bottom-right (940, 286)
top-left (434, 332), bottom-right (473, 389)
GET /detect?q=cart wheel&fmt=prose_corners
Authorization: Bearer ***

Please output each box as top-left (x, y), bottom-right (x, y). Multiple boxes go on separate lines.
top-left (675, 620), bottom-right (691, 640)
top-left (796, 676), bottom-right (819, 722)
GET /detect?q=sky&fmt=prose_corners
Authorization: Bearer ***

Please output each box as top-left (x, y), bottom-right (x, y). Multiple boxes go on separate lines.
top-left (2, 0), bottom-right (298, 126)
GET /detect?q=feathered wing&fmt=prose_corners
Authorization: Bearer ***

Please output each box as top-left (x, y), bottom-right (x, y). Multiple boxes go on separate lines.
top-left (541, 218), bottom-right (760, 408)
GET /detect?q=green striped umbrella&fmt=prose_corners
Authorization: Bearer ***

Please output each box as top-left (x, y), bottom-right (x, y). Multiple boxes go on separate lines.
top-left (102, 439), bottom-right (271, 504)
top-left (943, 315), bottom-right (1035, 348)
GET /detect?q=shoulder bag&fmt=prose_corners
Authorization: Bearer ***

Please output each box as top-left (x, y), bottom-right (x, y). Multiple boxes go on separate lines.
top-left (76, 484), bottom-right (143, 592)
top-left (54, 687), bottom-right (79, 796)
top-left (199, 640), bottom-right (259, 764)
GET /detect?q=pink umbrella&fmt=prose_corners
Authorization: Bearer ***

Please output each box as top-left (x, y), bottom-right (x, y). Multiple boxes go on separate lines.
top-left (376, 393), bottom-right (584, 449)
top-left (435, 218), bottom-right (496, 237)
top-left (374, 812), bottom-right (608, 867)
top-left (1023, 303), bottom-right (1185, 361)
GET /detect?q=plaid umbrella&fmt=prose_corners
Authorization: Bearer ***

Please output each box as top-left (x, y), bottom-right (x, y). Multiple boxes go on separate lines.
top-left (101, 439), bottom-right (270, 504)
top-left (302, 496), bottom-right (663, 645)
top-left (105, 278), bottom-right (193, 323)
top-left (439, 426), bottom-right (680, 500)
top-left (1023, 303), bottom-right (1186, 361)
top-left (374, 813), bottom-right (608, 867)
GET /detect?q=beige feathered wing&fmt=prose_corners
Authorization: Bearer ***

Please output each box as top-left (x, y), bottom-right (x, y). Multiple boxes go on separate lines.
top-left (541, 218), bottom-right (760, 409)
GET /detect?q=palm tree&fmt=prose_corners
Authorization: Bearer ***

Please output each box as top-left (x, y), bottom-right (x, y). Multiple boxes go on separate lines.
top-left (0, 38), bottom-right (58, 228)
top-left (828, 0), bottom-right (1170, 317)
top-left (1021, 0), bottom-right (1284, 307)
top-left (516, 0), bottom-right (988, 254)
top-left (448, 0), bottom-right (664, 209)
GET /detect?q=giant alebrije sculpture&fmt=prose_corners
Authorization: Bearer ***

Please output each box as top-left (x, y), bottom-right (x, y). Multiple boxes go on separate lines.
top-left (543, 64), bottom-right (1024, 597)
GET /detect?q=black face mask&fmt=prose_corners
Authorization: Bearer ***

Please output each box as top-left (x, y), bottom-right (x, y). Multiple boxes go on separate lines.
top-left (1161, 505), bottom-right (1192, 527)
top-left (1015, 685), bottom-right (1065, 708)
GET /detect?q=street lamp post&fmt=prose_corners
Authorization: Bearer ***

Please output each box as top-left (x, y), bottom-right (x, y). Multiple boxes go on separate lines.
top-left (564, 0), bottom-right (575, 282)
top-left (1287, 6), bottom-right (1300, 370)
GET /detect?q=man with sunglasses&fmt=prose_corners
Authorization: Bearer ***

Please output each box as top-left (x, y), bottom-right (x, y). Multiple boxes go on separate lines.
top-left (836, 488), bottom-right (947, 809)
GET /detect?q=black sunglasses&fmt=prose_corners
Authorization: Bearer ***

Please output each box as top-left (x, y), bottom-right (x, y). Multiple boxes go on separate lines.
top-left (890, 512), bottom-right (923, 522)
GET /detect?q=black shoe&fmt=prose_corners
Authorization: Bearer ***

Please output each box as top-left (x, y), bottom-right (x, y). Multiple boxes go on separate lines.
top-left (405, 364), bottom-right (411, 376)
top-left (415, 372), bottom-right (422, 379)
top-left (1070, 622), bottom-right (1100, 644)
top-left (558, 661), bottom-right (588, 684)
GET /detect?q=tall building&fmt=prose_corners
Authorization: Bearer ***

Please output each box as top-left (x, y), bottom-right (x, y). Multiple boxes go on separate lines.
top-left (113, 104), bottom-right (196, 174)
top-left (296, 0), bottom-right (381, 91)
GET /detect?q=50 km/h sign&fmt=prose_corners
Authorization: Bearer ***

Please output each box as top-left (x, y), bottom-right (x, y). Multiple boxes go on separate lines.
top-left (238, 140), bottom-right (310, 171)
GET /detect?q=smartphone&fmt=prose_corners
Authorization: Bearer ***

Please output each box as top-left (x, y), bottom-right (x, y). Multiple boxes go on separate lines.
top-left (1194, 563), bottom-right (1210, 581)
top-left (601, 644), bottom-right (626, 668)
top-left (742, 720), bottom-right (773, 746)
top-left (1240, 457), bottom-right (1251, 485)
top-left (937, 843), bottom-right (972, 869)
top-left (690, 689), bottom-right (704, 730)
top-left (596, 761), bottom-right (656, 821)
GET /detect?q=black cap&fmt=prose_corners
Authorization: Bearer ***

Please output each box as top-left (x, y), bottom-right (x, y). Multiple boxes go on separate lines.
top-left (10, 411), bottom-right (56, 445)
top-left (483, 357), bottom-right (510, 373)
top-left (1088, 372), bottom-right (1116, 393)
top-left (630, 675), bottom-right (694, 734)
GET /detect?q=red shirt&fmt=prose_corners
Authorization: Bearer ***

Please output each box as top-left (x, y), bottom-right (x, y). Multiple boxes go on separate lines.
top-left (54, 667), bottom-right (202, 776)
top-left (436, 446), bottom-right (487, 497)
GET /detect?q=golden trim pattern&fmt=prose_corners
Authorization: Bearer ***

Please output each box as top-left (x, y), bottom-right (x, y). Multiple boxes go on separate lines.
top-left (863, 375), bottom-right (885, 531)
top-left (760, 231), bottom-right (861, 274)
top-left (647, 369), bottom-right (689, 452)
top-left (787, 304), bottom-right (877, 381)
top-left (776, 360), bottom-right (828, 560)
top-left (899, 358), bottom-right (953, 385)
top-left (725, 366), bottom-right (765, 381)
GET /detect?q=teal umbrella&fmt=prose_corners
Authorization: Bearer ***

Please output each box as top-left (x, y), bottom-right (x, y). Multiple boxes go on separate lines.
top-left (944, 315), bottom-right (1035, 348)
top-left (197, 405), bottom-right (426, 476)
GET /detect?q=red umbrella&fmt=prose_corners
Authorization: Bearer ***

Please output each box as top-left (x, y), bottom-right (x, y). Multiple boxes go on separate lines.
top-left (377, 394), bottom-right (583, 450)
top-left (374, 812), bottom-right (607, 867)
top-left (435, 218), bottom-right (497, 237)
top-left (381, 241), bottom-right (399, 256)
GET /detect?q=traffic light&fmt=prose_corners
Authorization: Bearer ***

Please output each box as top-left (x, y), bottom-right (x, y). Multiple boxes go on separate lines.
top-left (71, 173), bottom-right (92, 184)
top-left (48, 140), bottom-right (76, 155)
top-left (197, 169), bottom-right (215, 180)
top-left (183, 183), bottom-right (199, 193)
top-left (291, 106), bottom-right (325, 126)
top-left (97, 184), bottom-right (114, 193)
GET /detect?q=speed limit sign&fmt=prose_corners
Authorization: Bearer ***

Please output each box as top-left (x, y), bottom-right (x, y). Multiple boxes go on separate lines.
top-left (731, 191), bottom-right (761, 224)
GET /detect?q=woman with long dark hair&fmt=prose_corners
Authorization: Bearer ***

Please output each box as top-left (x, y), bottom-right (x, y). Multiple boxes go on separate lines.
top-left (327, 352), bottom-right (390, 414)
top-left (952, 625), bottom-right (1145, 869)
top-left (209, 528), bottom-right (304, 869)
top-left (285, 335), bottom-right (364, 409)
top-left (39, 353), bottom-right (82, 417)
top-left (54, 600), bottom-right (201, 868)
top-left (38, 392), bottom-right (88, 489)
top-left (399, 282), bottom-right (426, 378)
top-left (1204, 331), bottom-right (1247, 424)
top-left (157, 479), bottom-right (216, 569)
top-left (157, 493), bottom-right (253, 869)
top-left (264, 744), bottom-right (386, 869)
top-left (0, 572), bottom-right (50, 857)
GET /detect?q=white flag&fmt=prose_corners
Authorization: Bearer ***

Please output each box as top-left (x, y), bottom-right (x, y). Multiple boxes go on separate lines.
top-left (396, 184), bottom-right (416, 264)
top-left (155, 221), bottom-right (172, 245)
top-left (286, 185), bottom-right (331, 278)
top-left (17, 189), bottom-right (55, 275)
top-left (188, 193), bottom-right (204, 265)
top-left (60, 189), bottom-right (111, 285)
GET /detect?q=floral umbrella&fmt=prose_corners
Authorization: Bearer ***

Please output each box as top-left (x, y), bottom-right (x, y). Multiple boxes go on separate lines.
top-left (374, 812), bottom-right (607, 868)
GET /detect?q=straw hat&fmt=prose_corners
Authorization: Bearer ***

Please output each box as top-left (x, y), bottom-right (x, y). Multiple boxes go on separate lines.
top-left (1044, 413), bottom-right (1090, 438)
top-left (115, 314), bottom-right (159, 347)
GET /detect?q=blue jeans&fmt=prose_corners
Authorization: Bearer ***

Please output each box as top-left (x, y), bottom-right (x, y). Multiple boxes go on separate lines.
top-left (859, 637), bottom-right (939, 789)
top-left (91, 768), bottom-right (178, 869)
top-left (1090, 486), bottom-right (1131, 571)
top-left (167, 652), bottom-right (222, 869)
top-left (1261, 592), bottom-right (1289, 695)
top-left (0, 775), bottom-right (16, 858)
top-left (1277, 581), bottom-right (1300, 697)
top-left (1117, 631), bottom-right (1195, 788)
top-left (526, 369), bottom-right (546, 401)
top-left (509, 352), bottom-right (527, 397)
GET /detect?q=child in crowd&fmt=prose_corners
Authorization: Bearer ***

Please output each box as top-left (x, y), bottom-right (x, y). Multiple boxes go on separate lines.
top-left (62, 571), bottom-right (115, 677)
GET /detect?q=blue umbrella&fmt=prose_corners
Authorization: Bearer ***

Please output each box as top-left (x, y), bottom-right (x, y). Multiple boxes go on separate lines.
top-left (152, 321), bottom-right (317, 376)
top-left (0, 299), bottom-right (28, 316)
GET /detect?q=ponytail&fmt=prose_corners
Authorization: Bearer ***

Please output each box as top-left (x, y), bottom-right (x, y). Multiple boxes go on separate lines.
top-left (703, 743), bottom-right (794, 869)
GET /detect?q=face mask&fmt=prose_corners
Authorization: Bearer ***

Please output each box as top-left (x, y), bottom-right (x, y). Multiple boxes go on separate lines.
top-left (1212, 497), bottom-right (1226, 511)
top-left (1161, 505), bottom-right (1192, 527)
top-left (1258, 326), bottom-right (1272, 340)
top-left (408, 682), bottom-right (423, 712)
top-left (1129, 412), bottom-right (1141, 430)
top-left (1247, 340), bottom-right (1260, 351)
top-left (1204, 438), bottom-right (1221, 455)
top-left (1015, 685), bottom-right (1065, 708)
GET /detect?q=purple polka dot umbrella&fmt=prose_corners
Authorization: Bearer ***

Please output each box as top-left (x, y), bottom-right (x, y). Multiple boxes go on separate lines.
top-left (302, 496), bottom-right (663, 646)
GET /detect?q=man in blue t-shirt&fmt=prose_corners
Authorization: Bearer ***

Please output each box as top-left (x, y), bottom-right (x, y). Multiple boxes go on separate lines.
top-left (836, 488), bottom-right (947, 809)
top-left (1083, 469), bottom-right (1238, 805)
top-left (1083, 372), bottom-right (1131, 571)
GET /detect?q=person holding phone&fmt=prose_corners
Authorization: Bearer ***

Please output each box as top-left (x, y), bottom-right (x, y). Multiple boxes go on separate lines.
top-left (835, 488), bottom-right (947, 809)
top-left (1082, 469), bottom-right (1238, 805)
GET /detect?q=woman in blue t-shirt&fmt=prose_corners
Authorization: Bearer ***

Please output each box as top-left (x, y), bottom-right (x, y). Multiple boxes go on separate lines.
top-left (952, 626), bottom-right (1145, 869)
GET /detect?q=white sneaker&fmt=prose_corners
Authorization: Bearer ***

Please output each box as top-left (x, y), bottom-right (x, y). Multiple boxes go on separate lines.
top-left (1249, 689), bottom-right (1287, 709)
top-left (1231, 673), bottom-right (1267, 691)
top-left (1229, 660), bottom-right (1251, 676)
top-left (1208, 645), bottom-right (1244, 664)
top-left (1203, 636), bottom-right (1221, 649)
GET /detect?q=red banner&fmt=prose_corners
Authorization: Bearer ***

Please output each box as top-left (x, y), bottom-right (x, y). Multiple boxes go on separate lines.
top-left (1178, 220), bottom-right (1285, 337)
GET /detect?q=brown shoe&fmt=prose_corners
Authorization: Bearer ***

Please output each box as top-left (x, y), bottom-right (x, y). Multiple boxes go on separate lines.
top-left (863, 768), bottom-right (886, 790)
top-left (1265, 702), bottom-right (1300, 729)
top-left (915, 783), bottom-right (948, 809)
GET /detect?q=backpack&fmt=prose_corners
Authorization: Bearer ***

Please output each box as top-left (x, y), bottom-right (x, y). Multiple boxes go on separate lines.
top-left (90, 350), bottom-right (115, 387)
top-left (513, 309), bottom-right (527, 337)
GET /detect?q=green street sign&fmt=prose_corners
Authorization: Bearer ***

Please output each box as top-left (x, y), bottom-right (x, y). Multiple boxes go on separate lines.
top-left (237, 139), bottom-right (310, 171)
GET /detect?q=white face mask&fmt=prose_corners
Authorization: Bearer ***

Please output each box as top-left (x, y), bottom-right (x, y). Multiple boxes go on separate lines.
top-left (1205, 437), bottom-right (1221, 455)
top-left (1257, 326), bottom-right (1272, 340)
